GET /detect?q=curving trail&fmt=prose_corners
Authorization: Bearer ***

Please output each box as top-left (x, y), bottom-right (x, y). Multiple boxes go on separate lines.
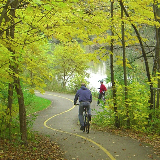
top-left (32, 91), bottom-right (159, 160)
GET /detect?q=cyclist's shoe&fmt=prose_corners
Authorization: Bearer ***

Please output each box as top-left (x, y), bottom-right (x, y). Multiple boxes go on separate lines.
top-left (80, 126), bottom-right (84, 131)
top-left (88, 114), bottom-right (91, 121)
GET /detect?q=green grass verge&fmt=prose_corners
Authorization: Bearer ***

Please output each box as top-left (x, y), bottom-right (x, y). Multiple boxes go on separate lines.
top-left (26, 94), bottom-right (51, 116)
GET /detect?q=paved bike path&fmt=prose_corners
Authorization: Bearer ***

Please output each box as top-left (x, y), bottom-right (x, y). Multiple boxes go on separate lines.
top-left (32, 91), bottom-right (159, 160)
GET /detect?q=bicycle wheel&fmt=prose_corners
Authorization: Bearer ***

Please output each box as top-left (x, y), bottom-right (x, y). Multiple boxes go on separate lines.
top-left (102, 95), bottom-right (106, 104)
top-left (83, 108), bottom-right (90, 134)
top-left (83, 114), bottom-right (86, 132)
top-left (85, 115), bottom-right (90, 134)
top-left (84, 114), bottom-right (89, 134)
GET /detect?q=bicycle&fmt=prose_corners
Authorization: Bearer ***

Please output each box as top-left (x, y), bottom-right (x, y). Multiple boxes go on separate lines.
top-left (101, 91), bottom-right (106, 104)
top-left (76, 104), bottom-right (90, 134)
top-left (97, 91), bottom-right (106, 105)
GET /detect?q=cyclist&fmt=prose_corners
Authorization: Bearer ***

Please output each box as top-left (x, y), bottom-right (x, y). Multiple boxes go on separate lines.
top-left (74, 83), bottom-right (92, 131)
top-left (97, 80), bottom-right (107, 105)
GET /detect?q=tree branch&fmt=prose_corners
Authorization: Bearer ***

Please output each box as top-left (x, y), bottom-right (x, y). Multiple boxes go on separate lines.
top-left (0, 20), bottom-right (22, 36)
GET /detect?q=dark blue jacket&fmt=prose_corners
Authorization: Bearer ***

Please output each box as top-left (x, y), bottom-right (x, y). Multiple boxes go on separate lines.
top-left (74, 86), bottom-right (92, 105)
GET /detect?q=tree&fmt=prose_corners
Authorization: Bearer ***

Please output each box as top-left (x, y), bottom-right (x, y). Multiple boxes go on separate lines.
top-left (0, 0), bottom-right (56, 143)
top-left (110, 0), bottom-right (119, 128)
top-left (153, 1), bottom-right (160, 110)
top-left (5, 0), bottom-right (27, 144)
top-left (52, 41), bottom-right (90, 87)
top-left (121, 2), bottom-right (130, 128)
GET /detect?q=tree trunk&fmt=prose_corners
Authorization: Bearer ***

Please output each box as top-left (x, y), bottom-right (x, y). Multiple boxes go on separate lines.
top-left (14, 78), bottom-right (27, 144)
top-left (110, 0), bottom-right (119, 128)
top-left (153, 1), bottom-right (160, 110)
top-left (121, 4), bottom-right (130, 128)
top-left (7, 83), bottom-right (13, 140)
top-left (9, 0), bottom-right (27, 144)
top-left (0, 0), bottom-right (10, 26)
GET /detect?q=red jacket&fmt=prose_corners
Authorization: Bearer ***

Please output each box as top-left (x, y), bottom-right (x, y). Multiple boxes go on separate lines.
top-left (99, 84), bottom-right (107, 93)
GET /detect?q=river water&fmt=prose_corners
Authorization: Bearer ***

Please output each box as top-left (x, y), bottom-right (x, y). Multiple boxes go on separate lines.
top-left (84, 45), bottom-right (110, 91)
top-left (86, 61), bottom-right (108, 91)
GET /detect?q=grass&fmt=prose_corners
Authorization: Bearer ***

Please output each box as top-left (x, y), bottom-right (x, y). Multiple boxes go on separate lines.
top-left (26, 95), bottom-right (51, 116)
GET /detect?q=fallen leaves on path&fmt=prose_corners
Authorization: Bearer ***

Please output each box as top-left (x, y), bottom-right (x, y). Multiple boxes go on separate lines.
top-left (0, 134), bottom-right (65, 160)
top-left (1, 127), bottom-right (160, 159)
top-left (93, 125), bottom-right (160, 157)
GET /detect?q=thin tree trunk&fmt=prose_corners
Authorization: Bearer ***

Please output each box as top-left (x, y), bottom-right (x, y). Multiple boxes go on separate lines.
top-left (14, 78), bottom-right (27, 144)
top-left (153, 1), bottom-right (160, 118)
top-left (9, 0), bottom-right (27, 144)
top-left (0, 0), bottom-right (11, 26)
top-left (110, 0), bottom-right (119, 128)
top-left (153, 1), bottom-right (160, 108)
top-left (8, 83), bottom-right (13, 140)
top-left (121, 5), bottom-right (130, 128)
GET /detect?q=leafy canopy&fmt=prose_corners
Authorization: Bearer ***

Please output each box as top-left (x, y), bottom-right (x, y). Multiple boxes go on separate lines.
top-left (52, 41), bottom-right (90, 86)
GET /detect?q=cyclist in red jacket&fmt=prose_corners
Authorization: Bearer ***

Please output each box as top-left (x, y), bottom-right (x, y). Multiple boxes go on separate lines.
top-left (97, 80), bottom-right (107, 105)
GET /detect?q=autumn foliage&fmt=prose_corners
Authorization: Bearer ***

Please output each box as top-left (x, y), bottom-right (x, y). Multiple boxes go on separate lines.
top-left (0, 0), bottom-right (160, 153)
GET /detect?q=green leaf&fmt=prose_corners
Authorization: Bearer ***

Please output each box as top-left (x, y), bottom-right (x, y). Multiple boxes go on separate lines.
top-left (43, 4), bottom-right (52, 11)
top-left (32, 0), bottom-right (42, 4)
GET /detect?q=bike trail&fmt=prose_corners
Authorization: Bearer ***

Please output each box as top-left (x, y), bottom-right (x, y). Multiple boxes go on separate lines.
top-left (32, 91), bottom-right (159, 160)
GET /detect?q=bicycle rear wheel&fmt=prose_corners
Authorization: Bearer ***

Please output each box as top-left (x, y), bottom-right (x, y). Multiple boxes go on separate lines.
top-left (83, 108), bottom-right (90, 134)
top-left (85, 116), bottom-right (90, 134)
top-left (86, 124), bottom-right (89, 134)
top-left (83, 114), bottom-right (86, 132)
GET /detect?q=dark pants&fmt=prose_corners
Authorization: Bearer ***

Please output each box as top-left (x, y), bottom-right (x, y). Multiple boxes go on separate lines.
top-left (79, 102), bottom-right (91, 126)
top-left (97, 92), bottom-right (105, 104)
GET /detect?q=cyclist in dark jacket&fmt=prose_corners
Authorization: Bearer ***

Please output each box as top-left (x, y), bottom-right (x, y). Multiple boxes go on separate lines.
top-left (74, 83), bottom-right (92, 131)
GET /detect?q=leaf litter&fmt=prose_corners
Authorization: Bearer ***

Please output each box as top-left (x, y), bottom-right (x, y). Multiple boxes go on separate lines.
top-left (93, 125), bottom-right (160, 158)
top-left (1, 127), bottom-right (160, 159)
top-left (0, 134), bottom-right (65, 160)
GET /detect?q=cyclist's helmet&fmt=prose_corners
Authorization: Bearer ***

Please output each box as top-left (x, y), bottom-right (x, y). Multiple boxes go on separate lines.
top-left (100, 80), bottom-right (103, 83)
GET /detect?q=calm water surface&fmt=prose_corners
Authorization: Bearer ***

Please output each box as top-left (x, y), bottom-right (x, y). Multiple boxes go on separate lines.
top-left (87, 61), bottom-right (108, 91)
